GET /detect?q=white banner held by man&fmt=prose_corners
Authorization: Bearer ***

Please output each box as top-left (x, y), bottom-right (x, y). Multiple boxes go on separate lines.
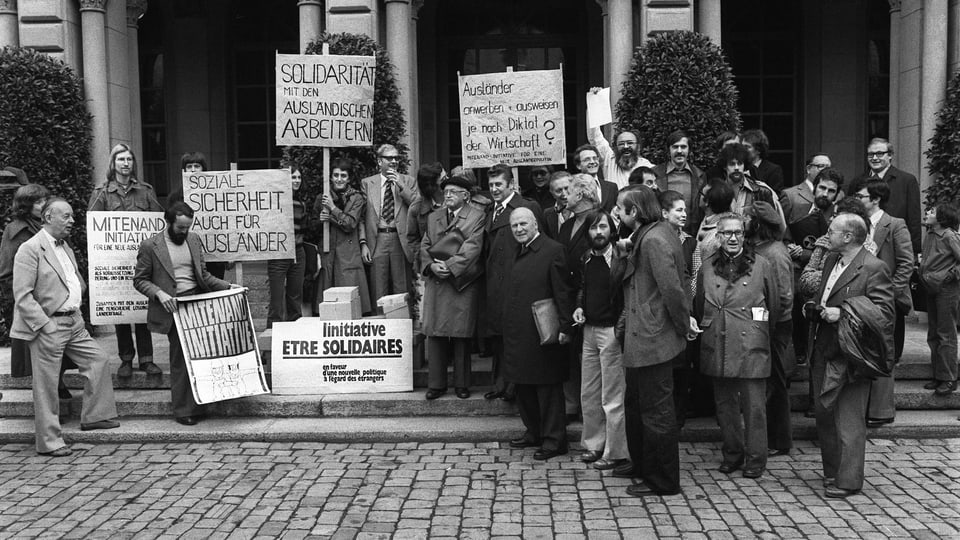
top-left (86, 211), bottom-right (166, 325)
top-left (172, 288), bottom-right (270, 404)
top-left (458, 68), bottom-right (566, 168)
top-left (275, 53), bottom-right (376, 147)
top-left (182, 168), bottom-right (295, 262)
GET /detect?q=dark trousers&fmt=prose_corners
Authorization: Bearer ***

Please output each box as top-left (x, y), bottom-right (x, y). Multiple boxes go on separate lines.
top-left (714, 377), bottom-right (767, 471)
top-left (490, 337), bottom-right (516, 397)
top-left (515, 383), bottom-right (566, 452)
top-left (267, 244), bottom-right (306, 327)
top-left (927, 285), bottom-right (960, 382)
top-left (811, 348), bottom-right (870, 491)
top-left (868, 305), bottom-right (908, 420)
top-left (624, 363), bottom-right (681, 494)
top-left (427, 336), bottom-right (471, 390)
top-left (563, 329), bottom-right (582, 415)
top-left (766, 352), bottom-right (793, 452)
top-left (116, 323), bottom-right (153, 364)
top-left (168, 326), bottom-right (205, 419)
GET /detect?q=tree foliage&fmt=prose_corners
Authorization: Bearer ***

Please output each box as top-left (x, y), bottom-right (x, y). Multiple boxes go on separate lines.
top-left (925, 69), bottom-right (960, 207)
top-left (0, 46), bottom-right (94, 274)
top-left (616, 31), bottom-right (741, 168)
top-left (283, 32), bottom-right (409, 240)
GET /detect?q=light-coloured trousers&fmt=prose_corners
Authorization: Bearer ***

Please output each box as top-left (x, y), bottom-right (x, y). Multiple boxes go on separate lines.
top-left (580, 324), bottom-right (628, 460)
top-left (30, 313), bottom-right (117, 453)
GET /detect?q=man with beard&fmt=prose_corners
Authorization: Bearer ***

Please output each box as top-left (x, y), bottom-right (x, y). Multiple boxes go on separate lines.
top-left (575, 144), bottom-right (619, 213)
top-left (717, 143), bottom-right (785, 228)
top-left (653, 130), bottom-right (705, 234)
top-left (573, 209), bottom-right (629, 471)
top-left (586, 88), bottom-right (654, 188)
top-left (522, 166), bottom-right (555, 210)
top-left (780, 153), bottom-right (832, 228)
top-left (543, 171), bottom-right (572, 240)
top-left (134, 202), bottom-right (236, 426)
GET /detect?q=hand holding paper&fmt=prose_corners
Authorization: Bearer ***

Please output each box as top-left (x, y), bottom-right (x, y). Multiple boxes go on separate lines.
top-left (586, 87), bottom-right (612, 129)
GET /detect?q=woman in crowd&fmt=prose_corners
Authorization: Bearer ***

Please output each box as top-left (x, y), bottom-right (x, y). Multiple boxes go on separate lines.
top-left (315, 157), bottom-right (371, 315)
top-left (266, 164), bottom-right (306, 327)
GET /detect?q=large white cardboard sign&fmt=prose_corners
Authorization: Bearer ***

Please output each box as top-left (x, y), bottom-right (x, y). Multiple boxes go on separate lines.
top-left (86, 211), bottom-right (165, 325)
top-left (271, 318), bottom-right (414, 394)
top-left (458, 68), bottom-right (566, 168)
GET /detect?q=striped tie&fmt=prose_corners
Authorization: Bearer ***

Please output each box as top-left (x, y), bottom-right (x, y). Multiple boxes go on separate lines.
top-left (492, 203), bottom-right (504, 224)
top-left (382, 179), bottom-right (395, 223)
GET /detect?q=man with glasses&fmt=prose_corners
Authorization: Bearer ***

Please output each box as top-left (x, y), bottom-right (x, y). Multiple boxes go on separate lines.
top-left (852, 138), bottom-right (921, 255)
top-left (361, 144), bottom-right (418, 303)
top-left (780, 153), bottom-right (832, 228)
top-left (574, 144), bottom-right (618, 213)
top-left (586, 88), bottom-right (653, 189)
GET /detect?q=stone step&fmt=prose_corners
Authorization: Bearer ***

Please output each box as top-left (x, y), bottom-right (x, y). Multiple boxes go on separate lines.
top-left (1, 380), bottom-right (957, 419)
top-left (0, 410), bottom-right (958, 445)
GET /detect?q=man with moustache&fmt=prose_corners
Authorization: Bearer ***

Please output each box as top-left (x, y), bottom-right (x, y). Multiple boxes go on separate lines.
top-left (653, 130), bottom-right (705, 234)
top-left (851, 138), bottom-right (922, 255)
top-left (483, 164), bottom-right (544, 402)
top-left (780, 153), bottom-right (833, 228)
top-left (575, 144), bottom-right (619, 213)
top-left (134, 202), bottom-right (236, 426)
top-left (542, 171), bottom-right (572, 240)
top-left (586, 88), bottom-right (654, 189)
top-left (13, 199), bottom-right (120, 456)
top-left (502, 207), bottom-right (574, 460)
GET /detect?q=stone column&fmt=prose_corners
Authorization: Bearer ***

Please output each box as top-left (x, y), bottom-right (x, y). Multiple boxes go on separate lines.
top-left (697, 0), bottom-right (721, 44)
top-left (608, 0), bottom-right (633, 103)
top-left (0, 0), bottom-right (17, 48)
top-left (298, 0), bottom-right (323, 53)
top-left (920, 0), bottom-right (948, 195)
top-left (80, 0), bottom-right (110, 186)
top-left (410, 0), bottom-right (423, 164)
top-left (384, 0), bottom-right (412, 150)
top-left (127, 0), bottom-right (147, 165)
top-left (887, 0), bottom-right (900, 156)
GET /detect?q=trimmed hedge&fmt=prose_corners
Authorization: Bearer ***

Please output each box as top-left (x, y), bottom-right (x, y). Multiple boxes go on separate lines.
top-left (616, 31), bottom-right (741, 168)
top-left (925, 69), bottom-right (960, 207)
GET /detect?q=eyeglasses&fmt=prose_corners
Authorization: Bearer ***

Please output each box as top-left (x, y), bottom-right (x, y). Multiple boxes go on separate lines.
top-left (717, 230), bottom-right (744, 238)
top-left (580, 156), bottom-right (599, 163)
top-left (866, 151), bottom-right (889, 158)
top-left (616, 141), bottom-right (637, 148)
top-left (808, 163), bottom-right (829, 169)
top-left (379, 155), bottom-right (400, 161)
top-left (827, 228), bottom-right (849, 237)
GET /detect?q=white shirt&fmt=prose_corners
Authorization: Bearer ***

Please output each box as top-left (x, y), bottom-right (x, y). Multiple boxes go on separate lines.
top-left (496, 192), bottom-right (516, 216)
top-left (41, 228), bottom-right (82, 312)
top-left (820, 252), bottom-right (854, 306)
top-left (587, 126), bottom-right (654, 188)
top-left (868, 210), bottom-right (884, 242)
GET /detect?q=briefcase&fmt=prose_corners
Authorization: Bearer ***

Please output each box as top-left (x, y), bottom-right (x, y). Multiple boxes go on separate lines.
top-left (531, 298), bottom-right (560, 346)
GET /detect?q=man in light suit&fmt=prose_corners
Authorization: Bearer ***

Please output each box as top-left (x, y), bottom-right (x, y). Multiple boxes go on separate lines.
top-left (855, 180), bottom-right (914, 427)
top-left (806, 213), bottom-right (894, 498)
top-left (12, 199), bottom-right (119, 456)
top-left (133, 202), bottom-right (233, 426)
top-left (361, 144), bottom-right (418, 303)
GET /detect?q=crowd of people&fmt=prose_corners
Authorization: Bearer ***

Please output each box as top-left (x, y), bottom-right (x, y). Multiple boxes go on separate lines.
top-left (2, 123), bottom-right (959, 502)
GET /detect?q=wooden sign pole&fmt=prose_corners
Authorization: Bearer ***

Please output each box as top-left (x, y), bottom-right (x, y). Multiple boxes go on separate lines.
top-left (229, 161), bottom-right (243, 287)
top-left (506, 66), bottom-right (520, 183)
top-left (322, 43), bottom-right (331, 254)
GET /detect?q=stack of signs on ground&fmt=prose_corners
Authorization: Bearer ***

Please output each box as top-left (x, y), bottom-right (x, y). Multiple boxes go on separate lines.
top-left (172, 288), bottom-right (270, 403)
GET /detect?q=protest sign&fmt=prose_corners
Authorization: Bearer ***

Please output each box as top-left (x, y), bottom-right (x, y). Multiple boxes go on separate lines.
top-left (458, 68), bottom-right (566, 168)
top-left (86, 211), bottom-right (165, 325)
top-left (271, 318), bottom-right (414, 394)
top-left (182, 168), bottom-right (295, 262)
top-left (172, 288), bottom-right (270, 404)
top-left (275, 53), bottom-right (376, 147)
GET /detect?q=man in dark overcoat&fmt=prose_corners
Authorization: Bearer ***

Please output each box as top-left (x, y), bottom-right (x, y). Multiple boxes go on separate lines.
top-left (502, 207), bottom-right (573, 460)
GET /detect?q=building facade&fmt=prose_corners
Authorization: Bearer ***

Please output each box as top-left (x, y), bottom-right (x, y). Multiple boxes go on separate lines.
top-left (0, 0), bottom-right (957, 198)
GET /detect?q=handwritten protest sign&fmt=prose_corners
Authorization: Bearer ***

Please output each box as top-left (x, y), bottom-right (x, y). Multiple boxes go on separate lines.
top-left (271, 318), bottom-right (414, 394)
top-left (275, 53), bottom-right (376, 147)
top-left (458, 68), bottom-right (566, 168)
top-left (182, 168), bottom-right (294, 262)
top-left (86, 211), bottom-right (165, 325)
top-left (173, 288), bottom-right (270, 404)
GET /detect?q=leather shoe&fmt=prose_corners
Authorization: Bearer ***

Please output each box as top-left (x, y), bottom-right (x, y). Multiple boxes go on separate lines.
top-left (39, 446), bottom-right (72, 457)
top-left (500, 392), bottom-right (516, 402)
top-left (594, 458), bottom-right (629, 471)
top-left (483, 390), bottom-right (502, 400)
top-left (176, 416), bottom-right (198, 426)
top-left (533, 447), bottom-right (568, 461)
top-left (425, 389), bottom-right (446, 400)
top-left (718, 460), bottom-right (743, 474)
top-left (823, 477), bottom-right (835, 488)
top-left (139, 362), bottom-right (162, 375)
top-left (935, 380), bottom-right (957, 396)
top-left (625, 482), bottom-right (671, 497)
top-left (768, 448), bottom-right (790, 457)
top-left (742, 468), bottom-right (764, 479)
top-left (579, 450), bottom-right (602, 463)
top-left (924, 379), bottom-right (941, 390)
top-left (455, 387), bottom-right (470, 399)
top-left (509, 437), bottom-right (540, 449)
top-left (612, 461), bottom-right (637, 478)
top-left (825, 486), bottom-right (860, 498)
top-left (866, 417), bottom-right (894, 428)
top-left (80, 419), bottom-right (120, 431)
top-left (117, 362), bottom-right (133, 378)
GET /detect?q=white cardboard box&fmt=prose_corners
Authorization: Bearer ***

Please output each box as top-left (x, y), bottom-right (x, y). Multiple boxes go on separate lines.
top-left (377, 293), bottom-right (408, 319)
top-left (317, 301), bottom-right (360, 321)
top-left (323, 286), bottom-right (360, 303)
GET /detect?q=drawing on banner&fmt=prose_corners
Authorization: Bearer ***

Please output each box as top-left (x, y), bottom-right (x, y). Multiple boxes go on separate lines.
top-left (276, 53), bottom-right (376, 147)
top-left (182, 168), bottom-right (295, 262)
top-left (87, 211), bottom-right (166, 325)
top-left (172, 288), bottom-right (270, 404)
top-left (458, 68), bottom-right (566, 168)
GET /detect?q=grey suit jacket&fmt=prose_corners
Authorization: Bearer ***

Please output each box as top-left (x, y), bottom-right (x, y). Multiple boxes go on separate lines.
top-left (361, 172), bottom-right (418, 260)
top-left (871, 212), bottom-right (914, 311)
top-left (133, 231), bottom-right (230, 334)
top-left (11, 231), bottom-right (86, 340)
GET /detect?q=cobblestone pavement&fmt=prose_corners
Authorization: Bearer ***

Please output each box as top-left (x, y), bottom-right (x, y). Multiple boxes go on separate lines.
top-left (0, 439), bottom-right (958, 540)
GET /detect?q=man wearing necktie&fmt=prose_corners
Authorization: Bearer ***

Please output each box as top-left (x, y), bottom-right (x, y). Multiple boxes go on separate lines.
top-left (805, 213), bottom-right (894, 498)
top-left (12, 199), bottom-right (120, 456)
top-left (851, 138), bottom-right (921, 255)
top-left (361, 144), bottom-right (418, 305)
top-left (574, 144), bottom-right (618, 213)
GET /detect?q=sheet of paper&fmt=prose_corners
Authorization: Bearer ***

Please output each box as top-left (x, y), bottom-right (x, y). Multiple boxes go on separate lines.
top-left (586, 88), bottom-right (612, 129)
